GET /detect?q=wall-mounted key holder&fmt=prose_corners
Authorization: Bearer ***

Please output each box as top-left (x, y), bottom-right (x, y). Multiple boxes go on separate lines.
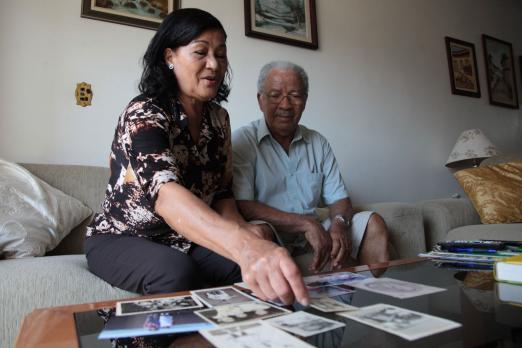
top-left (75, 82), bottom-right (93, 107)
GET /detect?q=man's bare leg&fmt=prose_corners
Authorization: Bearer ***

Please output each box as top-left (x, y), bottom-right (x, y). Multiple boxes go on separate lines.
top-left (358, 213), bottom-right (390, 266)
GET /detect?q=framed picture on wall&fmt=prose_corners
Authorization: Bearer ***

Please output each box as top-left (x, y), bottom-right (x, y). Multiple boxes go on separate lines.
top-left (444, 37), bottom-right (481, 98)
top-left (244, 0), bottom-right (318, 50)
top-left (518, 56), bottom-right (522, 92)
top-left (81, 0), bottom-right (179, 30)
top-left (482, 34), bottom-right (519, 109)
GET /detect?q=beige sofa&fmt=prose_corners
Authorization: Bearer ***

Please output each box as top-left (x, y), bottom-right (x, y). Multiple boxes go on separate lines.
top-left (419, 154), bottom-right (522, 250)
top-left (0, 163), bottom-right (425, 348)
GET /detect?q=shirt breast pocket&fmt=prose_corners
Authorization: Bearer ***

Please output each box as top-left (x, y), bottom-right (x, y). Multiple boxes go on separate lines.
top-left (296, 171), bottom-right (324, 209)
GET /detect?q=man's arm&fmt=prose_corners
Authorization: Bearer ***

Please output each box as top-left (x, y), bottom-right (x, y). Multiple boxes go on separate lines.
top-left (327, 198), bottom-right (354, 269)
top-left (237, 200), bottom-right (332, 273)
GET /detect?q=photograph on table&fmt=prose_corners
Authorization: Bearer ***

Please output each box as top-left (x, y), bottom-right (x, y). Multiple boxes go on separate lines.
top-left (265, 311), bottom-right (345, 337)
top-left (191, 286), bottom-right (256, 307)
top-left (244, 0), bottom-right (318, 49)
top-left (195, 300), bottom-right (290, 326)
top-left (116, 295), bottom-right (203, 316)
top-left (303, 271), bottom-right (367, 288)
top-left (199, 321), bottom-right (315, 348)
top-left (307, 285), bottom-right (355, 299)
top-left (337, 303), bottom-right (461, 341)
top-left (310, 297), bottom-right (359, 313)
top-left (444, 37), bottom-right (481, 98)
top-left (347, 277), bottom-right (445, 299)
top-left (98, 309), bottom-right (212, 339)
top-left (482, 34), bottom-right (519, 108)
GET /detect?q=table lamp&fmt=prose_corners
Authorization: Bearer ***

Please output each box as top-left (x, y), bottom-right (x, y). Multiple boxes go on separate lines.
top-left (445, 129), bottom-right (498, 168)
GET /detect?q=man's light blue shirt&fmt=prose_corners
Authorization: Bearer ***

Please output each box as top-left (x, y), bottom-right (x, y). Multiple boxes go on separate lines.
top-left (232, 119), bottom-right (349, 215)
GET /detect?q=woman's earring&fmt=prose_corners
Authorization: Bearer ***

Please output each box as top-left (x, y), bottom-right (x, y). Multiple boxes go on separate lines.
top-left (168, 63), bottom-right (174, 70)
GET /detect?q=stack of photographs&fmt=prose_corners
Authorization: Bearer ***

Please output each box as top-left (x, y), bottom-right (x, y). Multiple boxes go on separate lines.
top-left (98, 295), bottom-right (210, 340)
top-left (96, 271), bottom-right (460, 345)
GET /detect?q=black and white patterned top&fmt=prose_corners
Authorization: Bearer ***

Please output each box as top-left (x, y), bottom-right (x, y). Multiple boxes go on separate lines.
top-left (86, 95), bottom-right (233, 253)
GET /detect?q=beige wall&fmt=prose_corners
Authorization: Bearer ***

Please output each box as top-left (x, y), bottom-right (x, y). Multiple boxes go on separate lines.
top-left (1, 0), bottom-right (521, 203)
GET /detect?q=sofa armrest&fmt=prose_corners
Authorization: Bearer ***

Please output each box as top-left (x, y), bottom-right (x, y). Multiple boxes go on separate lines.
top-left (354, 202), bottom-right (426, 259)
top-left (417, 198), bottom-right (481, 250)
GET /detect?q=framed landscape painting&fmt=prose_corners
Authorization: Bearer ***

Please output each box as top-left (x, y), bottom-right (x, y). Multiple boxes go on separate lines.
top-left (244, 0), bottom-right (318, 50)
top-left (482, 34), bottom-right (519, 109)
top-left (445, 37), bottom-right (481, 98)
top-left (81, 0), bottom-right (179, 30)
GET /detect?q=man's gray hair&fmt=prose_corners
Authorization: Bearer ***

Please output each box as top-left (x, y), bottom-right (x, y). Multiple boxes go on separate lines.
top-left (257, 61), bottom-right (309, 95)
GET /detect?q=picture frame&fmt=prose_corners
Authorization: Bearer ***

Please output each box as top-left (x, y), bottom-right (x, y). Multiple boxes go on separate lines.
top-left (244, 0), bottom-right (318, 50)
top-left (482, 34), bottom-right (519, 109)
top-left (81, 0), bottom-right (179, 31)
top-left (444, 37), bottom-right (481, 98)
top-left (518, 56), bottom-right (522, 91)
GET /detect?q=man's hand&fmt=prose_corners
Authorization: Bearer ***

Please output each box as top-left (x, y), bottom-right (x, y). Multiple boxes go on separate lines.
top-left (238, 238), bottom-right (309, 306)
top-left (328, 222), bottom-right (351, 269)
top-left (303, 218), bottom-right (332, 273)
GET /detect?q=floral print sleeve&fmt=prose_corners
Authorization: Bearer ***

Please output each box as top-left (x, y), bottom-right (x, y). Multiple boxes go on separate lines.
top-left (86, 95), bottom-right (232, 253)
top-left (125, 98), bottom-right (182, 205)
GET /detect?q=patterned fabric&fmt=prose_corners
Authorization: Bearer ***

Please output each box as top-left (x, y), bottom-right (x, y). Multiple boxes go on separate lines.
top-left (455, 161), bottom-right (522, 224)
top-left (87, 95), bottom-right (233, 253)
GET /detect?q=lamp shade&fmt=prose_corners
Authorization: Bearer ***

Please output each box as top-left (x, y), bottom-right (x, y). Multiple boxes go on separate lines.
top-left (445, 129), bottom-right (498, 167)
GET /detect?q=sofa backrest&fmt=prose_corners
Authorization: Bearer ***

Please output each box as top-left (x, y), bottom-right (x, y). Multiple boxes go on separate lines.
top-left (20, 163), bottom-right (109, 255)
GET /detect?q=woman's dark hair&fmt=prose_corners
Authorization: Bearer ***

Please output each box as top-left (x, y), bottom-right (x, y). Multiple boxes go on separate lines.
top-left (139, 8), bottom-right (231, 113)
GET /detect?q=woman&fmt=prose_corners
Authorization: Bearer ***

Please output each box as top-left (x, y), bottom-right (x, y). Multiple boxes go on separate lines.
top-left (85, 8), bottom-right (308, 306)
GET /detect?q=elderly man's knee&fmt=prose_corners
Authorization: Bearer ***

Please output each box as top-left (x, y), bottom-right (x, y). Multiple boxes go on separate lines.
top-left (368, 213), bottom-right (388, 237)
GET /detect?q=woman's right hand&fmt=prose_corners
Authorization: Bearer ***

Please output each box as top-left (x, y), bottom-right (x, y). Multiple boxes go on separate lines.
top-left (237, 238), bottom-right (309, 306)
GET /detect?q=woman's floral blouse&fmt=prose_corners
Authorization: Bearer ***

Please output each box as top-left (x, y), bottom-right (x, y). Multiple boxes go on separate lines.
top-left (87, 95), bottom-right (233, 253)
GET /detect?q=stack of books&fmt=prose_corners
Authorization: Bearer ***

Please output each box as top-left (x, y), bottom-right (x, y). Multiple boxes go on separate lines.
top-left (419, 240), bottom-right (522, 271)
top-left (495, 255), bottom-right (522, 306)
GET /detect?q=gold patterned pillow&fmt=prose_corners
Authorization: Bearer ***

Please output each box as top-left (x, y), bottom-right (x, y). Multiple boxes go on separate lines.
top-left (455, 161), bottom-right (522, 224)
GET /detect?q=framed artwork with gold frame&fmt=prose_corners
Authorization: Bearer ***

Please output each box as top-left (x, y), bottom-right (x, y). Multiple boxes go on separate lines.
top-left (81, 0), bottom-right (179, 30)
top-left (244, 0), bottom-right (318, 49)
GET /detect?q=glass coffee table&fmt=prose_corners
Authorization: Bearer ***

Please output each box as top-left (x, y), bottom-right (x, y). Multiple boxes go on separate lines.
top-left (15, 258), bottom-right (522, 347)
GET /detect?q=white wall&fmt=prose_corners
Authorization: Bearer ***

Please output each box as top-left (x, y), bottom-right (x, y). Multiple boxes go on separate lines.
top-left (1, 0), bottom-right (521, 203)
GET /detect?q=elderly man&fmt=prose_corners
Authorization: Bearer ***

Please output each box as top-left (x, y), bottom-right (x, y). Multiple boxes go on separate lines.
top-left (232, 61), bottom-right (390, 274)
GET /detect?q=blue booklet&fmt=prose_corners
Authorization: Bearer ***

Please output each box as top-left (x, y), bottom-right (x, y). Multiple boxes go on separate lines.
top-left (98, 309), bottom-right (213, 340)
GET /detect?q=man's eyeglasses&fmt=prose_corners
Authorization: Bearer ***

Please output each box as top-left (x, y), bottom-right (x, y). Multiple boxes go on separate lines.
top-left (264, 92), bottom-right (306, 106)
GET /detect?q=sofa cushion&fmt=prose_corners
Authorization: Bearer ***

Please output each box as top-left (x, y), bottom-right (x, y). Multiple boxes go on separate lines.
top-left (455, 161), bottom-right (522, 224)
top-left (0, 255), bottom-right (136, 348)
top-left (446, 224), bottom-right (522, 241)
top-left (0, 159), bottom-right (92, 258)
